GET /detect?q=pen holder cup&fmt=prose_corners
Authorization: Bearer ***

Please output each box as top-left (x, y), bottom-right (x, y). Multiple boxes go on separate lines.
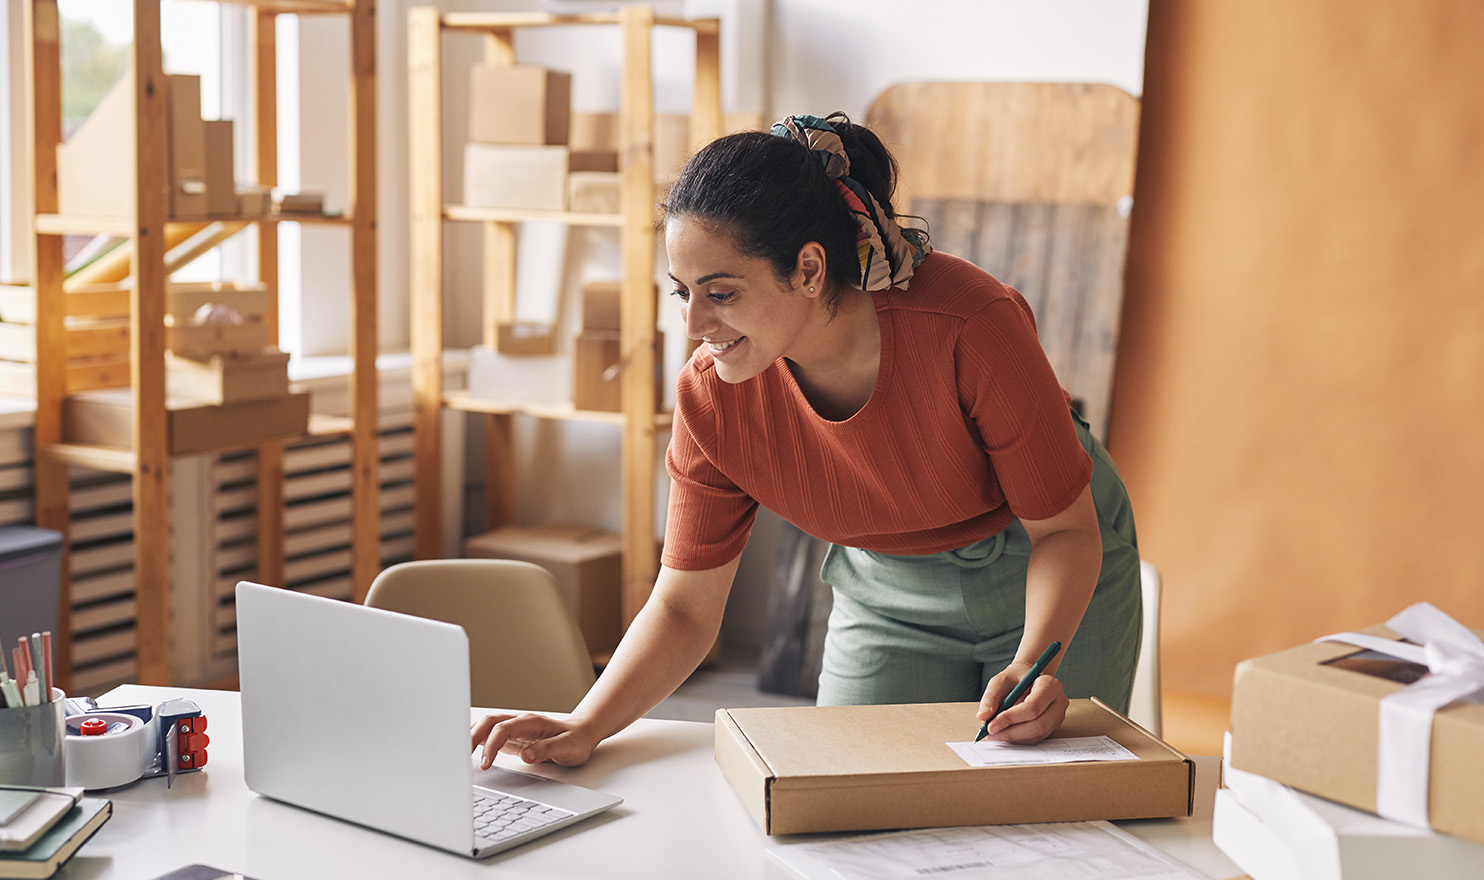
top-left (0, 688), bottom-right (67, 787)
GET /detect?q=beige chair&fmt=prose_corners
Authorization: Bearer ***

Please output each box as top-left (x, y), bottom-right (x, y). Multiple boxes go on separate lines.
top-left (1128, 560), bottom-right (1164, 736)
top-left (364, 559), bottom-right (596, 712)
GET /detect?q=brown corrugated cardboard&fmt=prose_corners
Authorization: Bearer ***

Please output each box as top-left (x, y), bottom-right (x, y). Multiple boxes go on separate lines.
top-left (580, 281), bottom-right (622, 332)
top-left (464, 525), bottom-right (623, 655)
top-left (567, 171), bottom-right (621, 215)
top-left (469, 65), bottom-right (571, 146)
top-left (1229, 624), bottom-right (1484, 845)
top-left (464, 144), bottom-right (568, 211)
top-left (573, 329), bottom-right (663, 412)
top-left (166, 75), bottom-right (208, 220)
top-left (203, 120), bottom-right (236, 217)
top-left (569, 150), bottom-right (619, 173)
top-left (715, 699), bottom-right (1194, 835)
top-left (166, 348), bottom-right (290, 405)
top-left (495, 322), bottom-right (557, 356)
top-left (63, 389), bottom-right (309, 455)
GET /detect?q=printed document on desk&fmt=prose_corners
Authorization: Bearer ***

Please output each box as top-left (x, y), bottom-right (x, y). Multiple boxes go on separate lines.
top-left (770, 821), bottom-right (1212, 880)
top-left (947, 734), bottom-right (1138, 767)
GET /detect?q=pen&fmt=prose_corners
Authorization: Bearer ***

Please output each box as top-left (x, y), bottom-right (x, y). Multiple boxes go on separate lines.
top-left (975, 640), bottom-right (1063, 742)
top-left (30, 633), bottom-right (46, 703)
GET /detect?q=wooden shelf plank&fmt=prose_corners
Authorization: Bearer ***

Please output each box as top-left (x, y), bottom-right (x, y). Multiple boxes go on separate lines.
top-left (443, 391), bottom-right (675, 431)
top-left (443, 205), bottom-right (624, 228)
top-left (308, 413), bottom-right (355, 437)
top-left (214, 0), bottom-right (353, 14)
top-left (35, 214), bottom-right (135, 237)
top-left (44, 443), bottom-right (139, 474)
top-left (440, 12), bottom-right (717, 34)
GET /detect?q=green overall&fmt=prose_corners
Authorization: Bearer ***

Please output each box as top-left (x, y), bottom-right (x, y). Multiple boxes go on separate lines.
top-left (815, 411), bottom-right (1141, 712)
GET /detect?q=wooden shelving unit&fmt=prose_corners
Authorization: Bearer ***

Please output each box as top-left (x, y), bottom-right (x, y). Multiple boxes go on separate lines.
top-left (23, 0), bottom-right (379, 688)
top-left (408, 7), bottom-right (721, 629)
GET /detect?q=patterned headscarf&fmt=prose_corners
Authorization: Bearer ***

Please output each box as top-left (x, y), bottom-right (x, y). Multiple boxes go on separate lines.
top-left (770, 114), bottom-right (931, 291)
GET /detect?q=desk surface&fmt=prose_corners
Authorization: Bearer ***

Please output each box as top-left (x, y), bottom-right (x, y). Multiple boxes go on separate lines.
top-left (59, 686), bottom-right (1243, 879)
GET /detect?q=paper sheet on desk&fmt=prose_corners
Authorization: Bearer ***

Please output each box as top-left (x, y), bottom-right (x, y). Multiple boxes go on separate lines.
top-left (770, 821), bottom-right (1212, 880)
top-left (947, 734), bottom-right (1138, 767)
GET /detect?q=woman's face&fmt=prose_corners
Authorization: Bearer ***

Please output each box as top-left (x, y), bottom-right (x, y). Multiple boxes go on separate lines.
top-left (665, 217), bottom-right (816, 385)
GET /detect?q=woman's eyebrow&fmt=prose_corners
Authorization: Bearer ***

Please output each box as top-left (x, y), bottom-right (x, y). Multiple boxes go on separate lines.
top-left (669, 271), bottom-right (744, 285)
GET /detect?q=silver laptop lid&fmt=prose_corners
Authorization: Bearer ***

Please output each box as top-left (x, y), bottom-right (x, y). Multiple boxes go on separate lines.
top-left (236, 581), bottom-right (476, 856)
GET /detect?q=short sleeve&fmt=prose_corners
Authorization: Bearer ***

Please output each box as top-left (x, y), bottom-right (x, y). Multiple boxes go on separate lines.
top-left (661, 361), bottom-right (759, 570)
top-left (956, 298), bottom-right (1092, 521)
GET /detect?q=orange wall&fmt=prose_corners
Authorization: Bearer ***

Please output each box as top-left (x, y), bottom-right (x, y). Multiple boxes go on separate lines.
top-left (1111, 1), bottom-right (1484, 696)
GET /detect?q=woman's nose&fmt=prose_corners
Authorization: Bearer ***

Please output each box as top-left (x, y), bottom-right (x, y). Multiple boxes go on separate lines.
top-left (683, 300), bottom-right (712, 339)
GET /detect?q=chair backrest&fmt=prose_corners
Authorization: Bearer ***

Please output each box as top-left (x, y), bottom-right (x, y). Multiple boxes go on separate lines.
top-left (364, 559), bottom-right (596, 712)
top-left (864, 82), bottom-right (1141, 439)
top-left (1128, 560), bottom-right (1164, 736)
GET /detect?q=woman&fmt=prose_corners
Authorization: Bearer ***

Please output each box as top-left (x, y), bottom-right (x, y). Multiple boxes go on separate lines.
top-left (472, 113), bottom-right (1140, 769)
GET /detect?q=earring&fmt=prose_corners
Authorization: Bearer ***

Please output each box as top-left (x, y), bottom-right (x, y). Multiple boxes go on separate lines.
top-left (808, 286), bottom-right (816, 293)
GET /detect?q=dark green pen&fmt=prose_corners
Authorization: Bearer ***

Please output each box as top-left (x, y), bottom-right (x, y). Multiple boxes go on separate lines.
top-left (975, 640), bottom-right (1063, 742)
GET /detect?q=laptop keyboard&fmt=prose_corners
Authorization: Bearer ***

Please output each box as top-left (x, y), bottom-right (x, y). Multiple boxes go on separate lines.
top-left (473, 790), bottom-right (576, 843)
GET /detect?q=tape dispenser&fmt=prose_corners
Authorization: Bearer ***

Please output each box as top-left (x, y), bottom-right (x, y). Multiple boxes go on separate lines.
top-left (63, 697), bottom-right (209, 790)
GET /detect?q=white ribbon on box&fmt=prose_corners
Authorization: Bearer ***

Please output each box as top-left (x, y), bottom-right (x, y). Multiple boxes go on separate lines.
top-left (1318, 603), bottom-right (1484, 829)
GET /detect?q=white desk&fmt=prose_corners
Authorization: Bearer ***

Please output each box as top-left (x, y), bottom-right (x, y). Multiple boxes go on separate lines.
top-left (58, 686), bottom-right (1244, 879)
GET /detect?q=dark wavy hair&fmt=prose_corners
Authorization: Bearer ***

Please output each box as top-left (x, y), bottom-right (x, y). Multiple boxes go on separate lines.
top-left (662, 113), bottom-right (909, 312)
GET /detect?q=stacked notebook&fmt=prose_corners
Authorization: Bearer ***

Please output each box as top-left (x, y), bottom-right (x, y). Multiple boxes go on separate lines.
top-left (0, 787), bottom-right (112, 879)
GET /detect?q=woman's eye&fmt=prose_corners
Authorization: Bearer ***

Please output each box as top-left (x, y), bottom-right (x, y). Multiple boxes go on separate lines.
top-left (669, 289), bottom-right (690, 302)
top-left (708, 291), bottom-right (734, 304)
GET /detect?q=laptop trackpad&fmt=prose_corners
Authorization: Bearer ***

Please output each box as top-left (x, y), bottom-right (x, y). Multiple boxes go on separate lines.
top-left (473, 765), bottom-right (623, 816)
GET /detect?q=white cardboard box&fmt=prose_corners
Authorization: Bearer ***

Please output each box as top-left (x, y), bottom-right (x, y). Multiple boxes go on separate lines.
top-left (1214, 734), bottom-right (1484, 880)
top-left (463, 144), bottom-right (568, 211)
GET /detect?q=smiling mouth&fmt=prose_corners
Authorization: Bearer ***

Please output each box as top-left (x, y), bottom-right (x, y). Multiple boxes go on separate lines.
top-left (708, 338), bottom-right (742, 353)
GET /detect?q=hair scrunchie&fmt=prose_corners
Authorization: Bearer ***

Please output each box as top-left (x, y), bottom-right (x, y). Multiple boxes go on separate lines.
top-left (770, 114), bottom-right (931, 291)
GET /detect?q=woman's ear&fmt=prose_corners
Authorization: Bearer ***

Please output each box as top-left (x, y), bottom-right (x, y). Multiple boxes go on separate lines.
top-left (796, 241), bottom-right (827, 297)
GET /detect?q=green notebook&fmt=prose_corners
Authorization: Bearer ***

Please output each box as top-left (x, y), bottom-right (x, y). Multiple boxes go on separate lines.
top-left (0, 798), bottom-right (112, 879)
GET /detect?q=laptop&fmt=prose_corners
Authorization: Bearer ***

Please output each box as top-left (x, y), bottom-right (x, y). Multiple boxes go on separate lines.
top-left (235, 580), bottom-right (622, 859)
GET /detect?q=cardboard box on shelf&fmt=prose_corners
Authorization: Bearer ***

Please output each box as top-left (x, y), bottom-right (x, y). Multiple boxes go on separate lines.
top-left (1229, 612), bottom-right (1484, 845)
top-left (569, 150), bottom-right (619, 173)
top-left (166, 74), bottom-right (209, 220)
top-left (1213, 734), bottom-right (1484, 880)
top-left (572, 329), bottom-right (663, 412)
top-left (464, 144), bottom-right (568, 211)
top-left (495, 321), bottom-right (557, 356)
top-left (203, 119), bottom-right (236, 217)
top-left (567, 171), bottom-right (621, 215)
top-left (236, 186), bottom-right (271, 216)
top-left (63, 388), bottom-right (309, 455)
top-left (166, 348), bottom-right (290, 405)
top-left (469, 65), bottom-right (571, 146)
top-left (716, 699), bottom-right (1194, 835)
top-left (580, 281), bottom-right (622, 332)
top-left (464, 525), bottom-right (623, 655)
top-left (465, 344), bottom-right (567, 404)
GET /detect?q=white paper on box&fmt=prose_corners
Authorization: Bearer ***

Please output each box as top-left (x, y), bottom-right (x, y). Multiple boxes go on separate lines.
top-left (947, 734), bottom-right (1138, 768)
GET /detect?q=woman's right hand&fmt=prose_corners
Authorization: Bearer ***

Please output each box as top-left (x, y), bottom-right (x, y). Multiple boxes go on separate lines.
top-left (470, 712), bottom-right (600, 769)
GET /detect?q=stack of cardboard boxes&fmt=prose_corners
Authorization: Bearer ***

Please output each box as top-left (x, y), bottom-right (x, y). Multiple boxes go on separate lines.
top-left (571, 281), bottom-right (661, 413)
top-left (1217, 606), bottom-right (1484, 878)
top-left (462, 64), bottom-right (620, 213)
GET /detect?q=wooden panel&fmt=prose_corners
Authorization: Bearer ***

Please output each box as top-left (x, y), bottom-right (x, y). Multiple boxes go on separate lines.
top-left (408, 5), bottom-right (443, 560)
top-left (865, 82), bottom-right (1140, 206)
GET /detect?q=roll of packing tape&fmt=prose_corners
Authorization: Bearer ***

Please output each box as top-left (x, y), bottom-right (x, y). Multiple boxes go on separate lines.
top-left (65, 712), bottom-right (151, 790)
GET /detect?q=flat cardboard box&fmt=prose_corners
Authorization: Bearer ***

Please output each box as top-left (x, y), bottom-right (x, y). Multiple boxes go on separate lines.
top-left (567, 171), bottom-right (621, 215)
top-left (167, 75), bottom-right (209, 220)
top-left (464, 525), bottom-right (622, 655)
top-left (716, 699), bottom-right (1194, 835)
top-left (464, 144), bottom-right (568, 211)
top-left (1229, 624), bottom-right (1484, 845)
top-left (580, 281), bottom-right (622, 332)
top-left (495, 322), bottom-right (557, 356)
top-left (469, 65), bottom-right (571, 146)
top-left (166, 348), bottom-right (291, 405)
top-left (63, 388), bottom-right (309, 455)
top-left (572, 329), bottom-right (663, 412)
top-left (203, 119), bottom-right (236, 217)
top-left (1213, 735), bottom-right (1484, 880)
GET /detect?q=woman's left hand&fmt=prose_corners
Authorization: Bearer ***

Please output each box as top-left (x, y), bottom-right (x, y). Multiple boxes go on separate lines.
top-left (976, 663), bottom-right (1069, 743)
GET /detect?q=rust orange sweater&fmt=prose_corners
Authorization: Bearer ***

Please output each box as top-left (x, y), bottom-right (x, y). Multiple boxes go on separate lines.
top-left (662, 252), bottom-right (1092, 571)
